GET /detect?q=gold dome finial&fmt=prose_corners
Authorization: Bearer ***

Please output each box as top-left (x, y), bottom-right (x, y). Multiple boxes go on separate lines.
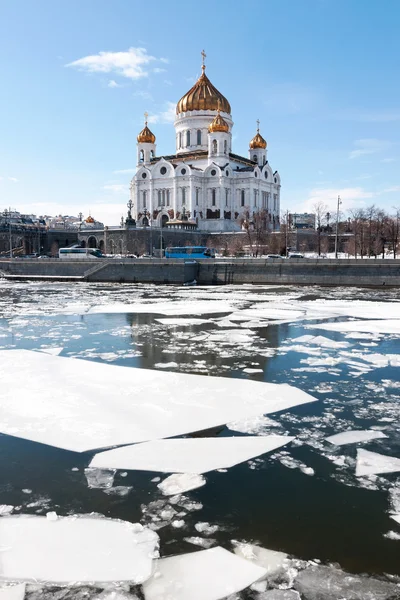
top-left (201, 49), bottom-right (206, 72)
top-left (208, 101), bottom-right (229, 133)
top-left (250, 120), bottom-right (267, 149)
top-left (176, 55), bottom-right (231, 114)
top-left (137, 111), bottom-right (156, 144)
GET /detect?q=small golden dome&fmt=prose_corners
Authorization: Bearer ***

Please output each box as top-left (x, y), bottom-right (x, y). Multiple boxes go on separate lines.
top-left (85, 215), bottom-right (95, 223)
top-left (250, 120), bottom-right (267, 149)
top-left (208, 109), bottom-right (229, 133)
top-left (137, 113), bottom-right (156, 144)
top-left (176, 63), bottom-right (231, 114)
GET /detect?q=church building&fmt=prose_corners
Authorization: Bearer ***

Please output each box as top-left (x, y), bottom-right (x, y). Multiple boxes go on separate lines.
top-left (130, 54), bottom-right (281, 233)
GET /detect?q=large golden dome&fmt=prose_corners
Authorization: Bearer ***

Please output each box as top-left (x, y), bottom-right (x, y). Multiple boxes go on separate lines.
top-left (249, 124), bottom-right (267, 149)
top-left (176, 65), bottom-right (231, 115)
top-left (208, 109), bottom-right (229, 133)
top-left (137, 114), bottom-right (156, 144)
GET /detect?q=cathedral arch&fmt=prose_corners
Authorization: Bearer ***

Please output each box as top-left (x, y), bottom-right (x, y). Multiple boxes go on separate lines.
top-left (197, 130), bottom-right (202, 145)
top-left (139, 150), bottom-right (144, 163)
top-left (186, 130), bottom-right (191, 147)
top-left (224, 140), bottom-right (228, 154)
top-left (212, 139), bottom-right (217, 154)
top-left (87, 236), bottom-right (97, 249)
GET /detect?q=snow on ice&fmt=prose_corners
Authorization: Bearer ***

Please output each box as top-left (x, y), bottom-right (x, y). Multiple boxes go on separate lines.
top-left (157, 473), bottom-right (206, 496)
top-left (355, 449), bottom-right (400, 477)
top-left (0, 350), bottom-right (316, 452)
top-left (142, 547), bottom-right (267, 600)
top-left (0, 515), bottom-right (158, 584)
top-left (326, 430), bottom-right (388, 446)
top-left (0, 584), bottom-right (26, 600)
top-left (90, 436), bottom-right (294, 474)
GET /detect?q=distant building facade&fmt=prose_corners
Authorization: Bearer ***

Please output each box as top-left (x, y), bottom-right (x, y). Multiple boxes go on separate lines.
top-left (289, 213), bottom-right (316, 230)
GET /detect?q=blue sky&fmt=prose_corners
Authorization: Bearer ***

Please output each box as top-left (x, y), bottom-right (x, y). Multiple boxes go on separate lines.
top-left (1, 0), bottom-right (400, 225)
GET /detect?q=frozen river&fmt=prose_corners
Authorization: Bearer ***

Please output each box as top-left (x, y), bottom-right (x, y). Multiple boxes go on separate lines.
top-left (0, 281), bottom-right (399, 598)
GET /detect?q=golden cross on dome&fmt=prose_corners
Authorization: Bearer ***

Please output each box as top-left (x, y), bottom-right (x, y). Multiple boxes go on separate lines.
top-left (217, 98), bottom-right (221, 112)
top-left (256, 119), bottom-right (260, 132)
top-left (201, 49), bottom-right (206, 71)
top-left (144, 111), bottom-right (148, 124)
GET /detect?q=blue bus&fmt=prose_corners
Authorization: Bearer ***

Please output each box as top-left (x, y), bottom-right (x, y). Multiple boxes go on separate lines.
top-left (165, 246), bottom-right (216, 259)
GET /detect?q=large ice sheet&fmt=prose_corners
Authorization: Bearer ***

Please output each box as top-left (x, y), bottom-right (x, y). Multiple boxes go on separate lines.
top-left (0, 350), bottom-right (317, 452)
top-left (305, 320), bottom-right (400, 335)
top-left (0, 515), bottom-right (158, 583)
top-left (0, 585), bottom-right (25, 600)
top-left (356, 449), bottom-right (400, 477)
top-left (88, 300), bottom-right (235, 316)
top-left (142, 547), bottom-right (267, 600)
top-left (326, 430), bottom-right (388, 446)
top-left (90, 436), bottom-right (294, 474)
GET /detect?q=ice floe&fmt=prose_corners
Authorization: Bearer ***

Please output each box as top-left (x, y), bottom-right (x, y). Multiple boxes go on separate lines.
top-left (142, 547), bottom-right (267, 600)
top-left (89, 300), bottom-right (235, 316)
top-left (326, 429), bottom-right (388, 446)
top-left (157, 473), bottom-right (206, 496)
top-left (0, 584), bottom-right (26, 600)
top-left (227, 415), bottom-right (281, 435)
top-left (306, 319), bottom-right (400, 335)
top-left (289, 335), bottom-right (350, 349)
top-left (0, 515), bottom-right (158, 583)
top-left (0, 350), bottom-right (316, 452)
top-left (232, 542), bottom-right (288, 578)
top-left (90, 436), bottom-right (294, 474)
top-left (154, 318), bottom-right (211, 326)
top-left (355, 449), bottom-right (400, 477)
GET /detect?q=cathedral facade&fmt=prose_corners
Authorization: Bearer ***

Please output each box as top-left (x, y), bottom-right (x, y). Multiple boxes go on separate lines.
top-left (130, 56), bottom-right (281, 233)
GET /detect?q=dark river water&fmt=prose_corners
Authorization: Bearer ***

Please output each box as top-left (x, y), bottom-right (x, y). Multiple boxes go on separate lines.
top-left (0, 282), bottom-right (399, 589)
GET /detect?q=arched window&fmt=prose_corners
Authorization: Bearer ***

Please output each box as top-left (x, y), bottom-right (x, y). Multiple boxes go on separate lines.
top-left (225, 189), bottom-right (229, 207)
top-left (143, 190), bottom-right (147, 208)
top-left (186, 130), bottom-right (190, 147)
top-left (178, 132), bottom-right (182, 148)
top-left (241, 190), bottom-right (245, 207)
top-left (211, 189), bottom-right (216, 206)
top-left (212, 139), bottom-right (217, 154)
top-left (158, 190), bottom-right (161, 206)
top-left (150, 150), bottom-right (154, 159)
top-left (224, 140), bottom-right (227, 154)
top-left (253, 154), bottom-right (257, 162)
top-left (139, 150), bottom-right (144, 163)
top-left (182, 187), bottom-right (186, 205)
top-left (197, 130), bottom-right (202, 145)
top-left (166, 189), bottom-right (170, 206)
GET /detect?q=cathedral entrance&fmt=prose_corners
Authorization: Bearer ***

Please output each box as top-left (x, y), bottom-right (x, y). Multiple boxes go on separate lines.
top-left (87, 236), bottom-right (97, 248)
top-left (161, 214), bottom-right (169, 228)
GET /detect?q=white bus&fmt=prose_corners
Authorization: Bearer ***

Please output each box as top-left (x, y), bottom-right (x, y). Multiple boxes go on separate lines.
top-left (58, 248), bottom-right (103, 259)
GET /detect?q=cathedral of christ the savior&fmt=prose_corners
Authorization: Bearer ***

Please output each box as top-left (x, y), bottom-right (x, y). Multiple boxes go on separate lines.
top-left (130, 54), bottom-right (281, 233)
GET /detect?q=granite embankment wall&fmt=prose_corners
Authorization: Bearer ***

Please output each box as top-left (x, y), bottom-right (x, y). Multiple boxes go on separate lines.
top-left (0, 258), bottom-right (400, 286)
top-left (0, 259), bottom-right (198, 284)
top-left (197, 258), bottom-right (400, 286)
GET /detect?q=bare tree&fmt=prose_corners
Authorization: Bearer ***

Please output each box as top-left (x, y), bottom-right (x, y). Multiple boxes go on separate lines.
top-left (313, 201), bottom-right (328, 256)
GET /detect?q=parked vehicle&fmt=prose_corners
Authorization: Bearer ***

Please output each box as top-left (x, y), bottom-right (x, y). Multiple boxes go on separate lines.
top-left (288, 253), bottom-right (305, 259)
top-left (59, 248), bottom-right (103, 259)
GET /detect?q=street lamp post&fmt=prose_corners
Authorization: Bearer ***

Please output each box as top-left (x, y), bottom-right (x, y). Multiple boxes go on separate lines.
top-left (334, 195), bottom-right (342, 259)
top-left (8, 208), bottom-right (12, 258)
top-left (285, 210), bottom-right (289, 257)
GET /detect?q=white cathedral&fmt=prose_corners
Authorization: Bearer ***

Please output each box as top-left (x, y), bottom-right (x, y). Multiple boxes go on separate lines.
top-left (130, 55), bottom-right (281, 233)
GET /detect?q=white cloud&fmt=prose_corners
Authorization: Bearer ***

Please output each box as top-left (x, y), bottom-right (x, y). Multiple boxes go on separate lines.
top-left (108, 80), bottom-right (122, 88)
top-left (113, 169), bottom-right (136, 175)
top-left (349, 139), bottom-right (391, 159)
top-left (148, 101), bottom-right (176, 124)
top-left (301, 187), bottom-right (375, 213)
top-left (66, 47), bottom-right (158, 80)
top-left (381, 157), bottom-right (396, 163)
top-left (133, 90), bottom-right (154, 101)
top-left (0, 176), bottom-right (18, 183)
top-left (103, 184), bottom-right (129, 193)
top-left (383, 186), bottom-right (400, 193)
top-left (153, 67), bottom-right (166, 74)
